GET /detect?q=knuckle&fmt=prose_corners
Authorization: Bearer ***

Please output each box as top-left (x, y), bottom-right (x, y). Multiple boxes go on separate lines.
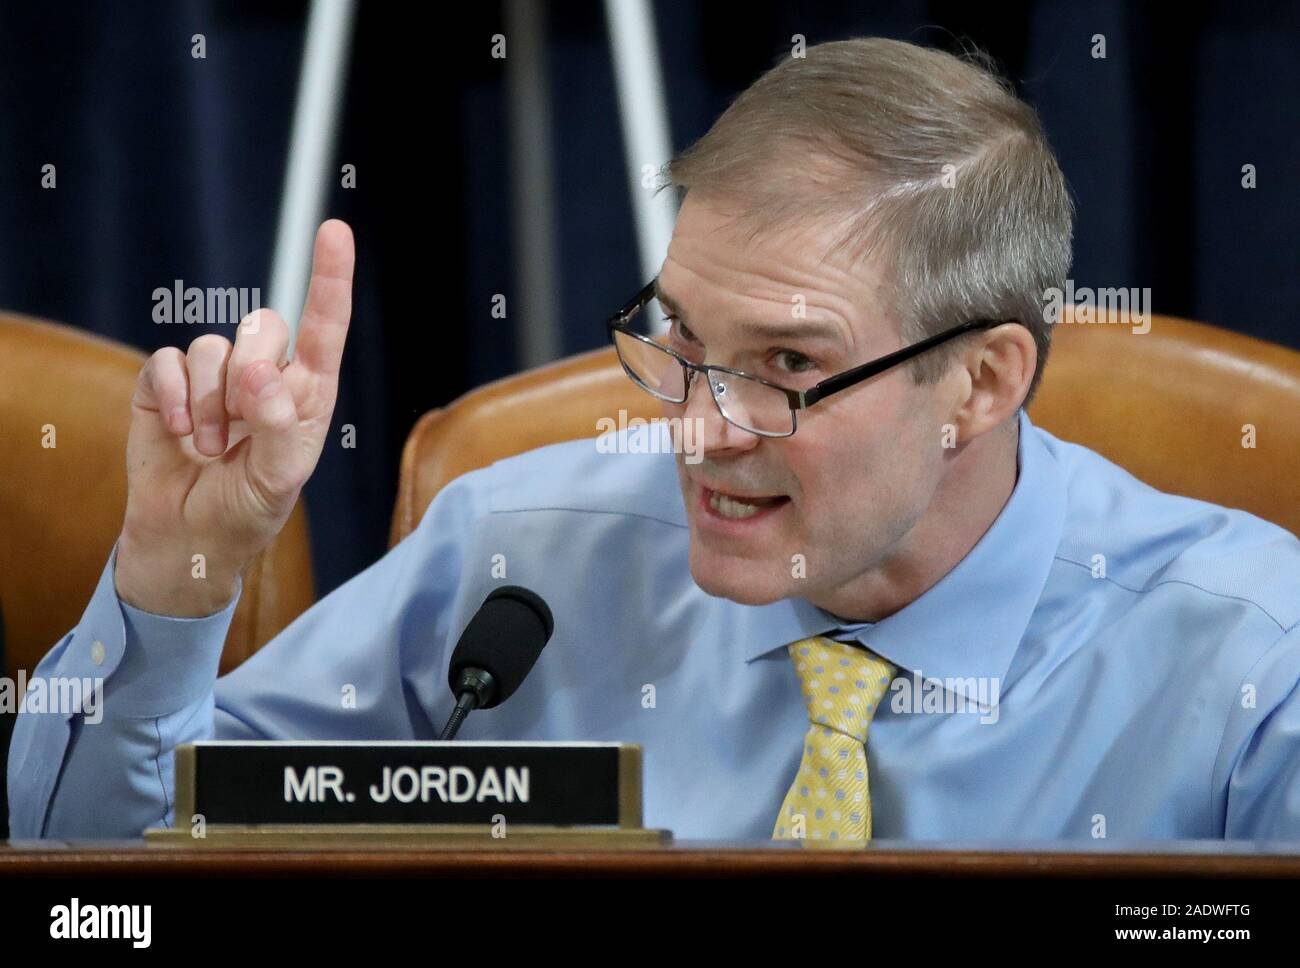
top-left (236, 309), bottom-right (260, 335)
top-left (139, 347), bottom-right (185, 399)
top-left (147, 345), bottom-right (185, 368)
top-left (260, 308), bottom-right (289, 334)
top-left (237, 308), bottom-right (288, 343)
top-left (186, 332), bottom-right (233, 361)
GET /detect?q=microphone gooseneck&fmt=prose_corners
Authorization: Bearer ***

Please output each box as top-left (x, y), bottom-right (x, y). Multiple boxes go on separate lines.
top-left (438, 668), bottom-right (497, 740)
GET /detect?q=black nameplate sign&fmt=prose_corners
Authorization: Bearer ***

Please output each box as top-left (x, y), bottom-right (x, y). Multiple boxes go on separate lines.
top-left (174, 741), bottom-right (639, 827)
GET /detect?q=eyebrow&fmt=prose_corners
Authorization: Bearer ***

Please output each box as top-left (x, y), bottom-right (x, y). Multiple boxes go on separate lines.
top-left (654, 281), bottom-right (847, 350)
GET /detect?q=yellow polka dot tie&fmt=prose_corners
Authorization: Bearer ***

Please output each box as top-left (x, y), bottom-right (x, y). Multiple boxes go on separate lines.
top-left (772, 635), bottom-right (895, 843)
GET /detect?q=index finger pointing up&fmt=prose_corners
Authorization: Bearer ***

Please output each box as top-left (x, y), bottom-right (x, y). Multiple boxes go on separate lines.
top-left (292, 219), bottom-right (356, 379)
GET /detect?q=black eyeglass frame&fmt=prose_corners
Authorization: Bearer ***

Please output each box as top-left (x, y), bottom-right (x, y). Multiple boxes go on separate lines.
top-left (606, 278), bottom-right (1009, 437)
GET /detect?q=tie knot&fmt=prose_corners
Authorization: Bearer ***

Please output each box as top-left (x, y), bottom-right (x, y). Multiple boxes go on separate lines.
top-left (787, 636), bottom-right (895, 743)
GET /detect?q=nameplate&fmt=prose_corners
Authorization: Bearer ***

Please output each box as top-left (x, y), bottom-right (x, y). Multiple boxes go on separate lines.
top-left (171, 741), bottom-right (642, 827)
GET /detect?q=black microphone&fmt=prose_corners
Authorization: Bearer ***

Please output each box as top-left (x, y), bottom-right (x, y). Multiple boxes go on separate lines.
top-left (438, 586), bottom-right (555, 740)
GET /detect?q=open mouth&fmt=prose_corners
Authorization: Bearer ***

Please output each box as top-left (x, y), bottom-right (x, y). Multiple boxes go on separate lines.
top-left (702, 486), bottom-right (791, 521)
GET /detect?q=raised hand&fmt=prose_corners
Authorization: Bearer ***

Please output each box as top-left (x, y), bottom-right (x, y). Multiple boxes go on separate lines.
top-left (114, 220), bottom-right (355, 616)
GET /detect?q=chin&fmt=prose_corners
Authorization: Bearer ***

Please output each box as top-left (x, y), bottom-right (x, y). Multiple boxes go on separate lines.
top-left (687, 545), bottom-right (791, 606)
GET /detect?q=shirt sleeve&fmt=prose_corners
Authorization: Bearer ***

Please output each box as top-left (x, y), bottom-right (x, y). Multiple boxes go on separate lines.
top-left (6, 539), bottom-right (240, 840)
top-left (7, 470), bottom-right (488, 841)
top-left (1218, 622), bottom-right (1300, 840)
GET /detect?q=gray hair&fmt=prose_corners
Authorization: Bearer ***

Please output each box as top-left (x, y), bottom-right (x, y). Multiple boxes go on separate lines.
top-left (662, 37), bottom-right (1074, 404)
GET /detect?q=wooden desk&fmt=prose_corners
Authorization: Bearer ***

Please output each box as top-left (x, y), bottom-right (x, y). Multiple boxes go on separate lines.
top-left (5, 839), bottom-right (1300, 877)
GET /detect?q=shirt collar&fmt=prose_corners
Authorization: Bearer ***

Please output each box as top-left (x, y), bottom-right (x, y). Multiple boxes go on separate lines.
top-left (726, 409), bottom-right (1067, 705)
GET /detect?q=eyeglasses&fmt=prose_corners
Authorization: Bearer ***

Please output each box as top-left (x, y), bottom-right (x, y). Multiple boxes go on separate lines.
top-left (606, 279), bottom-right (1007, 437)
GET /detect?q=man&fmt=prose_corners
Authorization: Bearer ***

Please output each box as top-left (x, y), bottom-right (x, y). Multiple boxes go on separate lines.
top-left (9, 38), bottom-right (1300, 842)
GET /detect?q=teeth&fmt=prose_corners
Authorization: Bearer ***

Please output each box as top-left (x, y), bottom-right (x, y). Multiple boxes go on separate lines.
top-left (709, 490), bottom-right (764, 519)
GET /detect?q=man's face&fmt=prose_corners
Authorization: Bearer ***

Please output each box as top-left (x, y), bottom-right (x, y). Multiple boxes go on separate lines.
top-left (657, 193), bottom-right (950, 611)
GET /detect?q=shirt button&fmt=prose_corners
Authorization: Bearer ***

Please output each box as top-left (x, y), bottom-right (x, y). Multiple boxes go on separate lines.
top-left (90, 640), bottom-right (106, 666)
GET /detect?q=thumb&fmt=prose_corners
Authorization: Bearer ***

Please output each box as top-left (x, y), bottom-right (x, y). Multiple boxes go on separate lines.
top-left (237, 359), bottom-right (306, 513)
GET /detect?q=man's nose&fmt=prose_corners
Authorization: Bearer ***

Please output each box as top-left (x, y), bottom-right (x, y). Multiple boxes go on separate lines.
top-left (681, 368), bottom-right (760, 455)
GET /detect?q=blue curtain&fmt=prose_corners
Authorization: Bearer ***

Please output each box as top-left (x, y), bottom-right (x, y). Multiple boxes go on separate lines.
top-left (1, 0), bottom-right (1295, 601)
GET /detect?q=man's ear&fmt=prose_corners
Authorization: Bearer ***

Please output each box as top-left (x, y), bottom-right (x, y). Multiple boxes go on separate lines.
top-left (950, 323), bottom-right (1037, 439)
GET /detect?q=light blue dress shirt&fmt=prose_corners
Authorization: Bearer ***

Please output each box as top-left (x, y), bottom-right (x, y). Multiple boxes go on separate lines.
top-left (8, 409), bottom-right (1300, 842)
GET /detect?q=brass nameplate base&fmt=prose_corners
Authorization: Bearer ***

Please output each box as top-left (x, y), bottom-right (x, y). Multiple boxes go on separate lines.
top-left (145, 824), bottom-right (671, 850)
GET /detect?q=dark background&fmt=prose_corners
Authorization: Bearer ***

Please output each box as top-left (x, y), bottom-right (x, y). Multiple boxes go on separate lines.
top-left (0, 0), bottom-right (1296, 600)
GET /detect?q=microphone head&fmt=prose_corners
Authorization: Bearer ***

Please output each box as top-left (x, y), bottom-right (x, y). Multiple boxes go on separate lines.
top-left (447, 586), bottom-right (554, 708)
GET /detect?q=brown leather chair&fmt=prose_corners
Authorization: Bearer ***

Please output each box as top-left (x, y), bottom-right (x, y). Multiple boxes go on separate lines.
top-left (0, 312), bottom-right (316, 679)
top-left (391, 310), bottom-right (1300, 546)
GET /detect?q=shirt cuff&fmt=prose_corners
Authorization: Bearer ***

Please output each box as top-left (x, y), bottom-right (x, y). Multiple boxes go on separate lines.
top-left (66, 541), bottom-right (244, 719)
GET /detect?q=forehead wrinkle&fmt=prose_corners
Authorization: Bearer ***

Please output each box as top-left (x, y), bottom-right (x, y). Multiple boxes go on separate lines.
top-left (659, 266), bottom-right (864, 359)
